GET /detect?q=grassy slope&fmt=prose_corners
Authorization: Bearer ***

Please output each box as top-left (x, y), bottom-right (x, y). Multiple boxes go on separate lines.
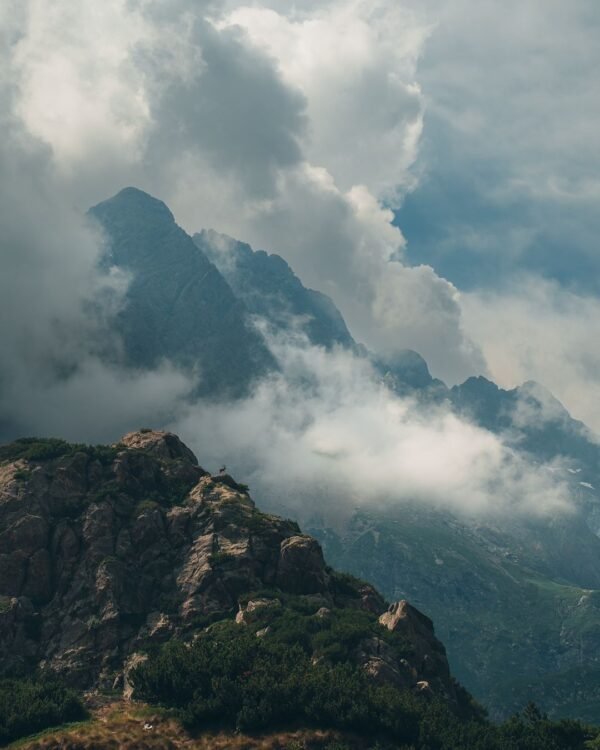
top-left (11, 701), bottom-right (366, 750)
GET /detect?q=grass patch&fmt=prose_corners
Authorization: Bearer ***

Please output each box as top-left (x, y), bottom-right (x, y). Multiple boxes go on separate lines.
top-left (8, 718), bottom-right (91, 748)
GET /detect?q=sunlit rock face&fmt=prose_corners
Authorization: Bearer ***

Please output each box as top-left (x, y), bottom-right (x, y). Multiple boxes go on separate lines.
top-left (0, 430), bottom-right (457, 705)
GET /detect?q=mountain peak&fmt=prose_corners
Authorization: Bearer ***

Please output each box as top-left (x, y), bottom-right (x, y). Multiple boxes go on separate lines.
top-left (87, 188), bottom-right (276, 394)
top-left (91, 186), bottom-right (174, 223)
top-left (119, 428), bottom-right (199, 465)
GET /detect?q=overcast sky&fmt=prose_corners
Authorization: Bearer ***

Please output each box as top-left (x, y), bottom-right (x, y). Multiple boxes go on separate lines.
top-left (1, 0), bottom-right (600, 431)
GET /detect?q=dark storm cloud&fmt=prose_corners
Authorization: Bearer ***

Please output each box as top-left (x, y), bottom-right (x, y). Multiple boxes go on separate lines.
top-left (144, 18), bottom-right (307, 200)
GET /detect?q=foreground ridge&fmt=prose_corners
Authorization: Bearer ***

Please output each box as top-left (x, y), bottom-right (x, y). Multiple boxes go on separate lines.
top-left (0, 430), bottom-right (455, 701)
top-left (2, 432), bottom-right (599, 748)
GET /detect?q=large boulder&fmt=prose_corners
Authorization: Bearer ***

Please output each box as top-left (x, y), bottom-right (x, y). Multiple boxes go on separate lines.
top-left (276, 535), bottom-right (328, 594)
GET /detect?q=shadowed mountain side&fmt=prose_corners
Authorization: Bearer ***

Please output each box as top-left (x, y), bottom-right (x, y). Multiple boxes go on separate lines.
top-left (89, 188), bottom-right (276, 398)
top-left (195, 228), bottom-right (357, 350)
top-left (308, 503), bottom-right (600, 722)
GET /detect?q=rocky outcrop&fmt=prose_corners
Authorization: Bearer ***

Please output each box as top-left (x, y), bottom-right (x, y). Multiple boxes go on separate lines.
top-left (276, 535), bottom-right (328, 594)
top-left (0, 430), bottom-right (458, 704)
top-left (347, 600), bottom-right (457, 703)
top-left (378, 600), bottom-right (453, 698)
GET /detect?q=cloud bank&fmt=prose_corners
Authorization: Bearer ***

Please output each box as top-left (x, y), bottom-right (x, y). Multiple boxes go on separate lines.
top-left (0, 0), bottom-right (595, 519)
top-left (463, 279), bottom-right (600, 433)
top-left (172, 334), bottom-right (571, 519)
top-left (3, 0), bottom-right (486, 386)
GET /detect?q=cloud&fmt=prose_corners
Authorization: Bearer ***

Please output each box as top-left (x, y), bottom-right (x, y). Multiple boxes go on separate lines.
top-left (0, 361), bottom-right (194, 445)
top-left (387, 0), bottom-right (600, 420)
top-left (462, 278), bottom-right (600, 433)
top-left (3, 0), bottom-right (486, 387)
top-left (0, 5), bottom-right (197, 444)
top-left (0, 0), bottom-right (585, 522)
top-left (2, 0), bottom-right (597, 450)
top-left (220, 0), bottom-right (428, 197)
top-left (172, 333), bottom-right (571, 519)
top-left (396, 0), bottom-right (600, 293)
top-left (144, 15), bottom-right (307, 200)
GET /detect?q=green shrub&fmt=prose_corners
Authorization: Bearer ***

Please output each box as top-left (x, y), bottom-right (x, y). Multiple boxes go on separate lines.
top-left (131, 613), bottom-right (422, 743)
top-left (0, 438), bottom-right (120, 467)
top-left (135, 499), bottom-right (160, 516)
top-left (0, 438), bottom-right (72, 463)
top-left (131, 607), bottom-right (599, 749)
top-left (0, 675), bottom-right (86, 745)
top-left (84, 444), bottom-right (121, 466)
top-left (13, 469), bottom-right (31, 482)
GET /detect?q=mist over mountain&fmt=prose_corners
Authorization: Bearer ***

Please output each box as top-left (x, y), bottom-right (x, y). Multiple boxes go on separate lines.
top-left (90, 188), bottom-right (276, 398)
top-left (2, 2), bottom-right (600, 744)
top-left (1, 181), bottom-right (600, 740)
top-left (55, 186), bottom-right (600, 722)
top-left (195, 228), bottom-right (357, 351)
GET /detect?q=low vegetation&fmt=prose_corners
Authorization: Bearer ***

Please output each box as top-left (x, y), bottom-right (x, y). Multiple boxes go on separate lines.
top-left (0, 676), bottom-right (86, 746)
top-left (0, 437), bottom-right (120, 466)
top-left (131, 603), bottom-right (599, 749)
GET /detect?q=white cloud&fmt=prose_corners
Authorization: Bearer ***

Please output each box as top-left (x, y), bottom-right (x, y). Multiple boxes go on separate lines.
top-left (0, 0), bottom-right (590, 525)
top-left (3, 0), bottom-right (599, 446)
top-left (220, 0), bottom-right (428, 196)
top-left (12, 0), bottom-right (151, 174)
top-left (1, 0), bottom-right (486, 387)
top-left (2, 361), bottom-right (194, 444)
top-left (403, 0), bottom-right (600, 203)
top-left (173, 335), bottom-right (571, 519)
top-left (463, 278), bottom-right (600, 433)
top-left (0, 4), bottom-right (197, 444)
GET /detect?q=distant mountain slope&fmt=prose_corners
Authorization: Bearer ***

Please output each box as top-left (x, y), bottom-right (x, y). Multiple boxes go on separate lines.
top-left (450, 377), bottom-right (600, 533)
top-left (308, 503), bottom-right (600, 722)
top-left (194, 228), bottom-right (356, 350)
top-left (451, 376), bottom-right (599, 464)
top-left (375, 348), bottom-right (449, 401)
top-left (89, 188), bottom-right (276, 397)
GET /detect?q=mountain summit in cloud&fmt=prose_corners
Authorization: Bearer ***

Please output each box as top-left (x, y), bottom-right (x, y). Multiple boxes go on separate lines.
top-left (2, 0), bottom-right (600, 741)
top-left (90, 187), bottom-right (276, 397)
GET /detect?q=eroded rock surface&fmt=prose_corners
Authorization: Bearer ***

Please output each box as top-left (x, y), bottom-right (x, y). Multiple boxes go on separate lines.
top-left (0, 430), bottom-right (457, 703)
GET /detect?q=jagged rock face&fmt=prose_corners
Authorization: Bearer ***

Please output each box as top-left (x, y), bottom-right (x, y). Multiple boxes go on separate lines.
top-left (0, 430), bottom-right (457, 703)
top-left (351, 600), bottom-right (455, 703)
top-left (89, 188), bottom-right (276, 398)
top-left (379, 601), bottom-right (451, 693)
top-left (195, 229), bottom-right (356, 351)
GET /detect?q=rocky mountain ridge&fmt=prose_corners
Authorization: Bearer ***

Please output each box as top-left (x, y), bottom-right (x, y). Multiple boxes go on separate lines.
top-left (0, 430), bottom-right (458, 706)
top-left (195, 228), bottom-right (356, 351)
top-left (89, 188), bottom-right (275, 397)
